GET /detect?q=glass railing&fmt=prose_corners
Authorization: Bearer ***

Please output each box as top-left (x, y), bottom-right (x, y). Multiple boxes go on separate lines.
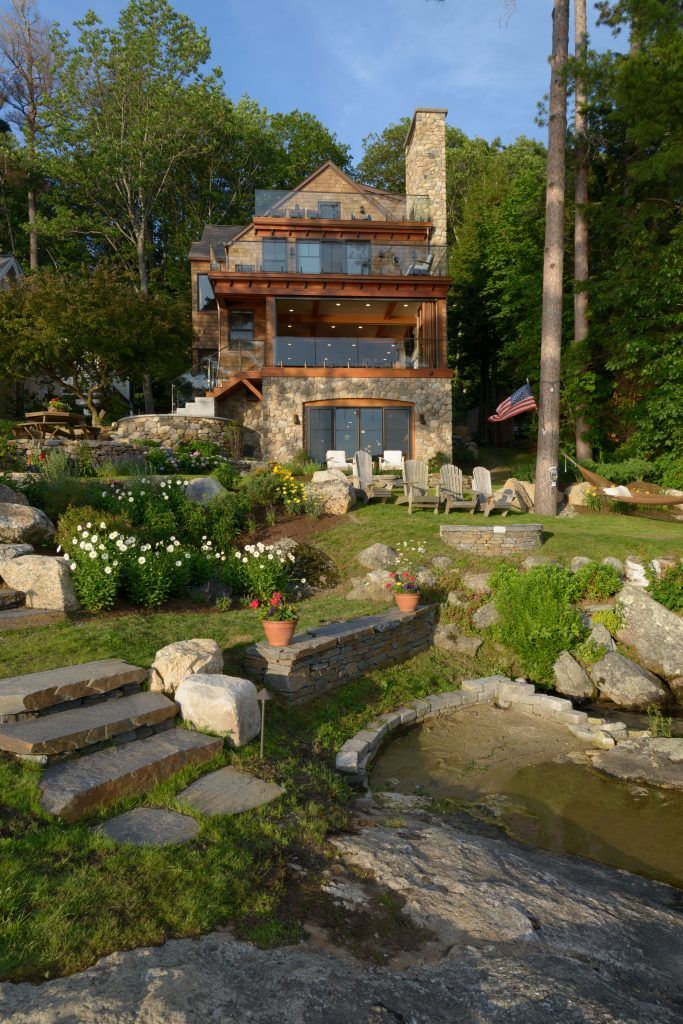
top-left (254, 190), bottom-right (430, 222)
top-left (170, 355), bottom-right (219, 412)
top-left (273, 337), bottom-right (440, 369)
top-left (224, 240), bottom-right (447, 277)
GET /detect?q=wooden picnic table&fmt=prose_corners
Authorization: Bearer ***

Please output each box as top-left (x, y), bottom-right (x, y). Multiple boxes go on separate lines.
top-left (12, 410), bottom-right (101, 440)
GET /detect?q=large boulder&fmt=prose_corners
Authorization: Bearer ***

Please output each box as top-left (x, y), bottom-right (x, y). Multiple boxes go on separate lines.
top-left (566, 481), bottom-right (593, 507)
top-left (616, 583), bottom-right (683, 680)
top-left (553, 651), bottom-right (594, 700)
top-left (591, 651), bottom-right (671, 709)
top-left (175, 673), bottom-right (260, 747)
top-left (0, 484), bottom-right (28, 506)
top-left (310, 468), bottom-right (349, 484)
top-left (0, 554), bottom-right (79, 610)
top-left (501, 477), bottom-right (534, 511)
top-left (624, 557), bottom-right (648, 588)
top-left (0, 542), bottom-right (34, 561)
top-left (462, 571), bottom-right (492, 595)
top-left (304, 478), bottom-right (356, 516)
top-left (149, 638), bottom-right (223, 695)
top-left (0, 503), bottom-right (55, 544)
top-left (184, 477), bottom-right (227, 506)
top-left (356, 543), bottom-right (398, 570)
top-left (346, 569), bottom-right (394, 602)
top-left (472, 601), bottom-right (500, 630)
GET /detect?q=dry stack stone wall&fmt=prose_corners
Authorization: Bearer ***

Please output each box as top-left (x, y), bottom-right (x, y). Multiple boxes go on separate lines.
top-left (404, 108), bottom-right (448, 247)
top-left (113, 415), bottom-right (233, 446)
top-left (440, 523), bottom-right (544, 554)
top-left (11, 437), bottom-right (146, 467)
top-left (244, 605), bottom-right (437, 704)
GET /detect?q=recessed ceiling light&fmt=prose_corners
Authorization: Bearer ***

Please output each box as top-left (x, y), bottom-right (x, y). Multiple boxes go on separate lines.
top-left (288, 308), bottom-right (294, 312)
top-left (331, 325), bottom-right (336, 329)
top-left (365, 302), bottom-right (371, 307)
top-left (287, 324), bottom-right (292, 328)
top-left (335, 302), bottom-right (341, 306)
top-left (358, 325), bottom-right (363, 329)
top-left (403, 303), bottom-right (409, 307)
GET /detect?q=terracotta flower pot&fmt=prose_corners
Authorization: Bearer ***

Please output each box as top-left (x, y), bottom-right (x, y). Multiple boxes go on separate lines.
top-left (394, 592), bottom-right (420, 613)
top-left (262, 618), bottom-right (298, 647)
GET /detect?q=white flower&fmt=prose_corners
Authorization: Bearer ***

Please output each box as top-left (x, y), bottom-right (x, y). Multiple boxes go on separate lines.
top-left (104, 566), bottom-right (112, 575)
top-left (175, 560), bottom-right (182, 567)
top-left (138, 556), bottom-right (146, 565)
top-left (56, 544), bottom-right (61, 553)
top-left (301, 578), bottom-right (306, 584)
top-left (267, 553), bottom-right (273, 561)
top-left (88, 551), bottom-right (97, 560)
top-left (288, 553), bottom-right (295, 563)
top-left (91, 535), bottom-right (99, 544)
top-left (72, 537), bottom-right (78, 544)
top-left (86, 522), bottom-right (92, 529)
top-left (77, 525), bottom-right (82, 533)
top-left (101, 491), bottom-right (106, 497)
top-left (166, 544), bottom-right (174, 553)
top-left (109, 532), bottom-right (118, 540)
top-left (70, 562), bottom-right (76, 570)
top-left (63, 552), bottom-right (70, 560)
top-left (128, 497), bottom-right (134, 503)
top-left (99, 522), bottom-right (106, 530)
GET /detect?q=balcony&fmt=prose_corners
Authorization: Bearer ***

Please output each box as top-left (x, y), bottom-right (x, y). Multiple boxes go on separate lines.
top-left (274, 336), bottom-right (441, 370)
top-left (254, 189), bottom-right (430, 223)
top-left (224, 239), bottom-right (447, 277)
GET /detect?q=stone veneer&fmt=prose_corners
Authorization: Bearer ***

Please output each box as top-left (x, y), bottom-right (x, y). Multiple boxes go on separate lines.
top-left (244, 605), bottom-right (437, 704)
top-left (218, 375), bottom-right (453, 463)
top-left (404, 108), bottom-right (448, 248)
top-left (113, 414), bottom-right (234, 446)
top-left (440, 523), bottom-right (544, 554)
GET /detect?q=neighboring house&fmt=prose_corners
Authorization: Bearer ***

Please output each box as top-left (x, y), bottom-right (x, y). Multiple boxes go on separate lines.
top-left (187, 108), bottom-right (452, 463)
top-left (0, 255), bottom-right (24, 420)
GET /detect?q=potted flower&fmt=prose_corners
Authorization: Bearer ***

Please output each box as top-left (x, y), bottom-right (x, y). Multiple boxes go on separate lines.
top-left (252, 591), bottom-right (299, 647)
top-left (387, 570), bottom-right (421, 612)
top-left (46, 397), bottom-right (69, 412)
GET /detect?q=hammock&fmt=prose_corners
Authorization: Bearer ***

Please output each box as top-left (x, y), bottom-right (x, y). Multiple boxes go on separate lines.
top-left (561, 452), bottom-right (683, 508)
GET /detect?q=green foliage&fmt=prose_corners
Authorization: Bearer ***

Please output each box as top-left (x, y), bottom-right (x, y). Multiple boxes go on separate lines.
top-left (212, 462), bottom-right (240, 489)
top-left (573, 638), bottom-right (607, 667)
top-left (239, 467), bottom-right (283, 511)
top-left (647, 705), bottom-right (672, 739)
top-left (235, 542), bottom-right (296, 602)
top-left (428, 451), bottom-right (450, 473)
top-left (293, 542), bottom-right (341, 590)
top-left (654, 453), bottom-right (683, 490)
top-left (74, 443), bottom-right (96, 478)
top-left (490, 564), bottom-right (587, 687)
top-left (0, 437), bottom-right (21, 470)
top-left (0, 419), bottom-right (16, 438)
top-left (647, 564), bottom-right (683, 611)
top-left (588, 458), bottom-right (654, 485)
top-left (570, 562), bottom-right (622, 601)
top-left (591, 605), bottom-right (625, 635)
top-left (221, 420), bottom-right (243, 460)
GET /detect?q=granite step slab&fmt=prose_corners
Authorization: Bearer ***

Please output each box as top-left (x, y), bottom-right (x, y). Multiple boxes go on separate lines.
top-left (0, 607), bottom-right (66, 631)
top-left (178, 765), bottom-right (284, 815)
top-left (40, 729), bottom-right (223, 821)
top-left (0, 587), bottom-right (24, 609)
top-left (0, 658), bottom-right (147, 717)
top-left (94, 807), bottom-right (200, 847)
top-left (0, 691), bottom-right (177, 756)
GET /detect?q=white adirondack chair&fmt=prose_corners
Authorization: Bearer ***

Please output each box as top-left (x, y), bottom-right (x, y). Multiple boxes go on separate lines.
top-left (378, 450), bottom-right (404, 472)
top-left (437, 464), bottom-right (480, 515)
top-left (353, 450), bottom-right (393, 501)
top-left (472, 466), bottom-right (516, 517)
top-left (400, 459), bottom-right (440, 514)
top-left (326, 449), bottom-right (353, 472)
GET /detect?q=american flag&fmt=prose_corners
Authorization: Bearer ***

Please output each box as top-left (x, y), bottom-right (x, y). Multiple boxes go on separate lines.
top-left (488, 382), bottom-right (538, 422)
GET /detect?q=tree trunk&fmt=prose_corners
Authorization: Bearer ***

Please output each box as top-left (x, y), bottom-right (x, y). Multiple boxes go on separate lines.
top-left (535, 0), bottom-right (569, 517)
top-left (573, 0), bottom-right (592, 461)
top-left (27, 186), bottom-right (38, 269)
top-left (136, 227), bottom-right (155, 413)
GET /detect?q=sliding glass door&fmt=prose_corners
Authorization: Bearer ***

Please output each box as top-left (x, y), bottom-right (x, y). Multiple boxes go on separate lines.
top-left (306, 406), bottom-right (411, 461)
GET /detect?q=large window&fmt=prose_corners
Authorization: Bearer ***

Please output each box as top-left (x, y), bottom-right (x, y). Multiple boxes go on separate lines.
top-left (197, 274), bottom-right (216, 311)
top-left (318, 200), bottom-right (340, 219)
top-left (228, 310), bottom-right (254, 352)
top-left (294, 240), bottom-right (371, 276)
top-left (305, 405), bottom-right (411, 463)
top-left (262, 238), bottom-right (287, 272)
top-left (296, 241), bottom-right (321, 274)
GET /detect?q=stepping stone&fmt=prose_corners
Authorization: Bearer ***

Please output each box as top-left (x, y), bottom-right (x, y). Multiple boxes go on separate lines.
top-left (95, 807), bottom-right (199, 847)
top-left (0, 659), bottom-right (147, 717)
top-left (0, 607), bottom-right (66, 631)
top-left (179, 765), bottom-right (284, 816)
top-left (40, 729), bottom-right (223, 821)
top-left (0, 692), bottom-right (177, 756)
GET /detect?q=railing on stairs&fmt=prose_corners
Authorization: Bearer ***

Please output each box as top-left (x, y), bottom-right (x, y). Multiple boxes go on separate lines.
top-left (171, 355), bottom-right (219, 413)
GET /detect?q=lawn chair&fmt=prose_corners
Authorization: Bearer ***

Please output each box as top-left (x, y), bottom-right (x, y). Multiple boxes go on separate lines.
top-left (353, 450), bottom-right (393, 502)
top-left (326, 450), bottom-right (353, 472)
top-left (437, 464), bottom-right (480, 515)
top-left (472, 466), bottom-right (516, 517)
top-left (378, 450), bottom-right (404, 472)
top-left (400, 459), bottom-right (440, 514)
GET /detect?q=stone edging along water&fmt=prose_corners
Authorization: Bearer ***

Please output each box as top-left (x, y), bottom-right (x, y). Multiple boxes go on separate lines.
top-left (335, 676), bottom-right (633, 785)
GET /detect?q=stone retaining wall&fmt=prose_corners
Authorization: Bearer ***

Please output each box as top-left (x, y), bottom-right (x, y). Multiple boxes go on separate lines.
top-left (335, 676), bottom-right (629, 784)
top-left (113, 415), bottom-right (234, 446)
top-left (440, 523), bottom-right (543, 554)
top-left (244, 605), bottom-right (437, 704)
top-left (11, 437), bottom-right (145, 468)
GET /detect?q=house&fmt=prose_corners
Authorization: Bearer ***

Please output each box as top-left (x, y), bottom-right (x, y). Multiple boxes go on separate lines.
top-left (186, 108), bottom-right (452, 463)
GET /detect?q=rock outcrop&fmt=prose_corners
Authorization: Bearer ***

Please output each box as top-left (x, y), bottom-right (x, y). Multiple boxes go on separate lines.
top-left (617, 583), bottom-right (683, 681)
top-left (553, 650), bottom-right (594, 699)
top-left (356, 543), bottom-right (398, 570)
top-left (0, 503), bottom-right (55, 544)
top-left (591, 651), bottom-right (671, 708)
top-left (0, 555), bottom-right (79, 611)
top-left (183, 477), bottom-right (227, 505)
top-left (304, 477), bottom-right (356, 515)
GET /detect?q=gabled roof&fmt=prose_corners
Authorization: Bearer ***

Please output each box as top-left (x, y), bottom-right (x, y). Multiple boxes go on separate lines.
top-left (0, 255), bottom-right (23, 282)
top-left (188, 225), bottom-right (243, 260)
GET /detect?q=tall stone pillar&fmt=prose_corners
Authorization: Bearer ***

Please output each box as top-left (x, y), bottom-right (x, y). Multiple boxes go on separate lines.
top-left (404, 108), bottom-right (448, 247)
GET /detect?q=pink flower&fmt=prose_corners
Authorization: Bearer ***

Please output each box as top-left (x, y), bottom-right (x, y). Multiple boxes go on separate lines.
top-left (249, 599), bottom-right (260, 609)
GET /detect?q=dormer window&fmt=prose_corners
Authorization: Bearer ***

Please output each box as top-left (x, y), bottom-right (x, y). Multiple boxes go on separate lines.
top-left (318, 201), bottom-right (340, 220)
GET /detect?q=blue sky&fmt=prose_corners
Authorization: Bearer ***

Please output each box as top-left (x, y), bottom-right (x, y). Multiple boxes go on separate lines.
top-left (39, 0), bottom-right (624, 160)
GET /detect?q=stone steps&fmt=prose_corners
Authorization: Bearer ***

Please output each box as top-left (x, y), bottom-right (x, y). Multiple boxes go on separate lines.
top-left (0, 691), bottom-right (177, 757)
top-left (40, 729), bottom-right (223, 821)
top-left (0, 658), bottom-right (147, 718)
top-left (0, 607), bottom-right (66, 631)
top-left (0, 586), bottom-right (24, 610)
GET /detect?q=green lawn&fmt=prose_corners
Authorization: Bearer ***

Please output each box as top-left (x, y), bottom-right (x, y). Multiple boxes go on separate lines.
top-left (0, 502), bottom-right (680, 981)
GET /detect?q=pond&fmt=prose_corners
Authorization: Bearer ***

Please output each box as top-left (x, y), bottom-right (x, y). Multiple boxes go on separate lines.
top-left (371, 704), bottom-right (683, 889)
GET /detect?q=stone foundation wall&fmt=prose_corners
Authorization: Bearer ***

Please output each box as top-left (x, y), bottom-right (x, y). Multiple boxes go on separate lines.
top-left (244, 605), bottom-right (437, 704)
top-left (11, 437), bottom-right (146, 468)
top-left (440, 523), bottom-right (544, 554)
top-left (113, 415), bottom-right (234, 446)
top-left (217, 376), bottom-right (453, 463)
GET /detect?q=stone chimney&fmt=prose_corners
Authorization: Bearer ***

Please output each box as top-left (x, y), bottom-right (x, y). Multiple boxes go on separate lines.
top-left (404, 108), bottom-right (448, 247)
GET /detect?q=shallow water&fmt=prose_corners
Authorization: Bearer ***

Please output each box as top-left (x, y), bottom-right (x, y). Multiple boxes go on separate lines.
top-left (371, 706), bottom-right (683, 889)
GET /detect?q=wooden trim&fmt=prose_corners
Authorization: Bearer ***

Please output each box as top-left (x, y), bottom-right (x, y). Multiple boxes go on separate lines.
top-left (304, 397), bottom-right (414, 408)
top-left (242, 379), bottom-right (264, 401)
top-left (260, 367), bottom-right (452, 379)
top-left (211, 274), bottom-right (451, 300)
top-left (251, 218), bottom-right (431, 242)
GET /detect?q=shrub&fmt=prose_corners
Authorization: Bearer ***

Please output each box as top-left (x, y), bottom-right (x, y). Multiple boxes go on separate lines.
top-left (591, 605), bottom-right (624, 635)
top-left (292, 542), bottom-right (340, 590)
top-left (59, 519), bottom-right (129, 611)
top-left (648, 564), bottom-right (683, 612)
top-left (144, 446), bottom-right (172, 473)
top-left (428, 451), bottom-right (450, 473)
top-left (212, 462), bottom-right (240, 489)
top-left (236, 542), bottom-right (296, 601)
top-left (74, 443), bottom-right (96, 478)
top-left (222, 420), bottom-right (242, 460)
top-left (514, 459), bottom-right (535, 483)
top-left (239, 467), bottom-right (283, 511)
top-left (570, 562), bottom-right (621, 601)
top-left (654, 453), bottom-right (683, 491)
top-left (490, 564), bottom-right (587, 687)
top-left (207, 491), bottom-right (248, 549)
top-left (172, 440), bottom-right (226, 473)
top-left (589, 458), bottom-right (653, 485)
top-left (0, 437), bottom-right (21, 470)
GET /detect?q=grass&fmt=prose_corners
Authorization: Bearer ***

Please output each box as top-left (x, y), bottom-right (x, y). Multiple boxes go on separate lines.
top-left (0, 498), bottom-right (681, 981)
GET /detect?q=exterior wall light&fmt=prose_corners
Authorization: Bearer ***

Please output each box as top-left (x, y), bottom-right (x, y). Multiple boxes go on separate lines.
top-left (419, 413), bottom-right (427, 425)
top-left (293, 414), bottom-right (301, 425)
